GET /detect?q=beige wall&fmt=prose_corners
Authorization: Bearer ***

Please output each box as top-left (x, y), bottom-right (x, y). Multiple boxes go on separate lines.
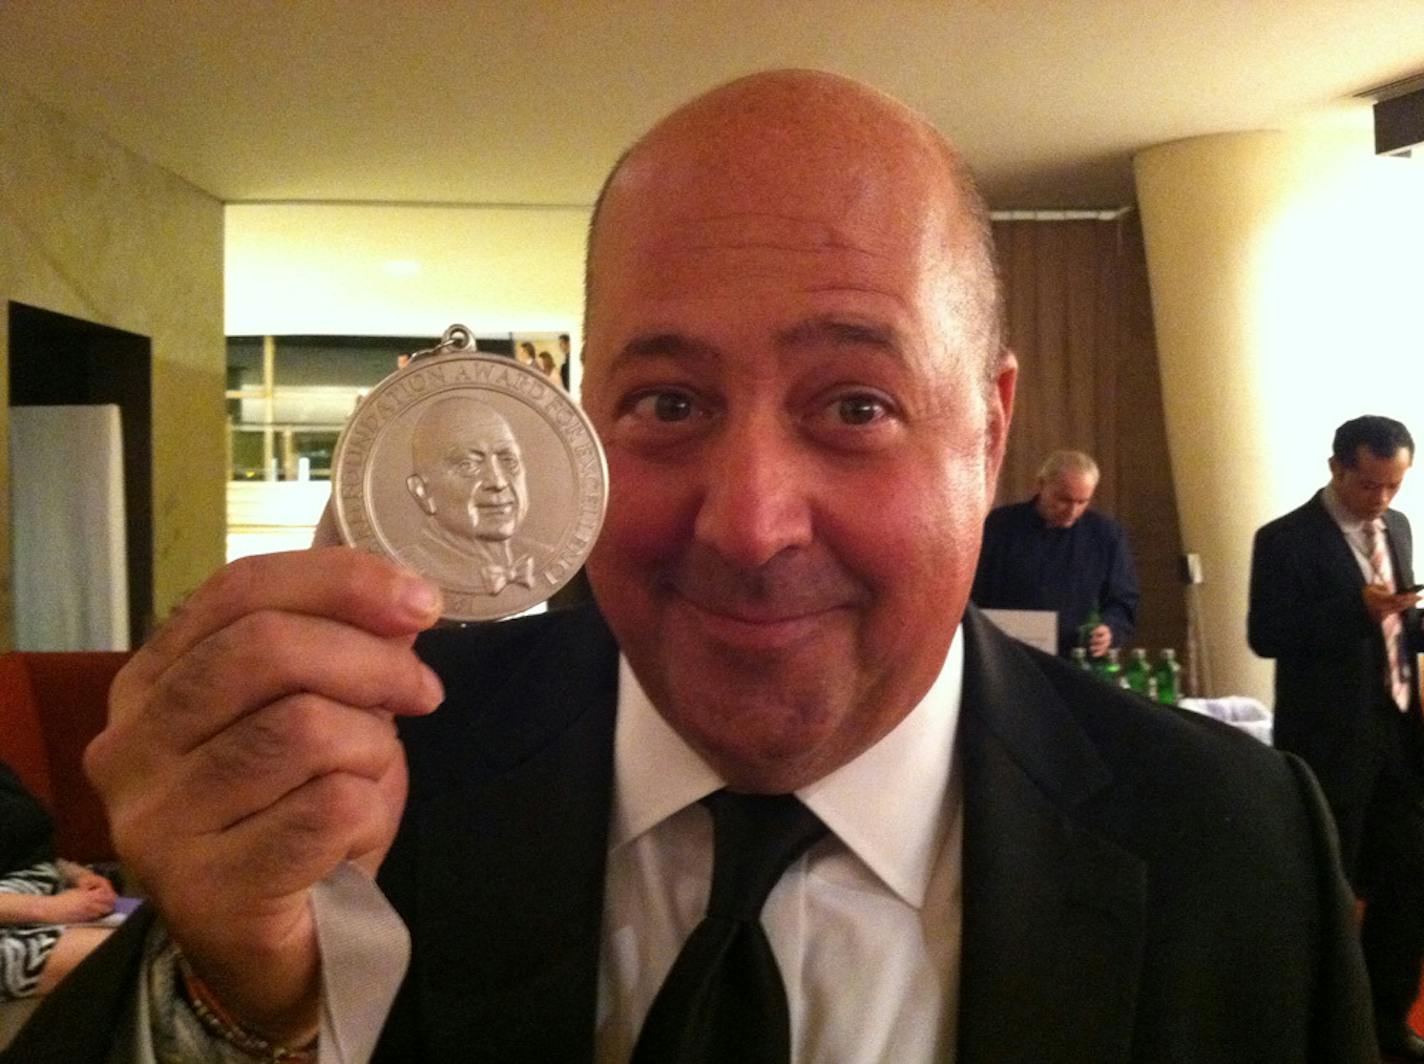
top-left (1135, 128), bottom-right (1424, 702)
top-left (0, 86), bottom-right (226, 647)
top-left (226, 204), bottom-right (590, 339)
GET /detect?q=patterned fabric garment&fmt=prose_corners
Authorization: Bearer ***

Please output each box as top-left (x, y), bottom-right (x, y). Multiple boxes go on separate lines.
top-left (1, 862), bottom-right (64, 1002)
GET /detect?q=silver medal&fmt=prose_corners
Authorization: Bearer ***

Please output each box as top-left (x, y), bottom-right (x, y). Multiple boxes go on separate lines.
top-left (331, 325), bottom-right (607, 621)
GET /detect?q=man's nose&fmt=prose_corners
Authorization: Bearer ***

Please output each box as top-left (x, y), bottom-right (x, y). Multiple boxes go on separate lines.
top-left (692, 421), bottom-right (813, 569)
top-left (485, 463), bottom-right (509, 490)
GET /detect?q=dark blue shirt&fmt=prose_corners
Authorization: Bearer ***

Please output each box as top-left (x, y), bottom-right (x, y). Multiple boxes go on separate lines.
top-left (971, 498), bottom-right (1140, 656)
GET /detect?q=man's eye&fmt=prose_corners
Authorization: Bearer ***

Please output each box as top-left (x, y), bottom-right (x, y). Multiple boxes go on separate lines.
top-left (834, 394), bottom-right (889, 426)
top-left (630, 390), bottom-right (698, 422)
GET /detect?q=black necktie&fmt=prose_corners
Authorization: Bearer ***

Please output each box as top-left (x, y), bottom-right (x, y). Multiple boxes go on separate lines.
top-left (630, 790), bottom-right (828, 1064)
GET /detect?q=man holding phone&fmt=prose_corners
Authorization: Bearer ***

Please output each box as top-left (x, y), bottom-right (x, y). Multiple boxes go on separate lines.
top-left (1250, 414), bottom-right (1424, 1060)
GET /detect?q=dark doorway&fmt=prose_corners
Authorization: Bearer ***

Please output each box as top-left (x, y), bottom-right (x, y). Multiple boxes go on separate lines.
top-left (8, 301), bottom-right (153, 645)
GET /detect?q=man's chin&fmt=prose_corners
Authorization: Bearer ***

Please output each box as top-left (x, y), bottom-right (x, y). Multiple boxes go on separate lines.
top-left (651, 640), bottom-right (857, 790)
top-left (670, 702), bottom-right (839, 793)
top-left (465, 518), bottom-right (517, 543)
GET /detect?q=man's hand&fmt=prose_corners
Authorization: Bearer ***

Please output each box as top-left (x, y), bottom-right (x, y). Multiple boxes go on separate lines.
top-left (1363, 583), bottom-right (1421, 624)
top-left (1088, 624), bottom-right (1113, 657)
top-left (83, 547), bottom-right (444, 1045)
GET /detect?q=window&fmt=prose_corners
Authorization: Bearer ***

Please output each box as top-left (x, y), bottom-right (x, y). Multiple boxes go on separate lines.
top-left (224, 332), bottom-right (516, 560)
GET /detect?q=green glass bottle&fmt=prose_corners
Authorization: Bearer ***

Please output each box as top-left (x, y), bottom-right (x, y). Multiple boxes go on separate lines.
top-left (1123, 648), bottom-right (1152, 696)
top-left (1092, 646), bottom-right (1123, 686)
top-left (1077, 603), bottom-right (1104, 658)
top-left (1153, 648), bottom-right (1182, 706)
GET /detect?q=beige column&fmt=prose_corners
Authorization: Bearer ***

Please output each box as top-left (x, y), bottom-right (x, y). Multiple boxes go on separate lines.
top-left (1135, 126), bottom-right (1424, 703)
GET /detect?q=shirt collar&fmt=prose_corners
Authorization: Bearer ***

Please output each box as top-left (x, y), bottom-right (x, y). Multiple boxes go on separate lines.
top-left (1321, 482), bottom-right (1378, 535)
top-left (1026, 496), bottom-right (1072, 533)
top-left (611, 627), bottom-right (964, 909)
top-left (610, 656), bottom-right (724, 848)
top-left (1027, 496), bottom-right (1049, 528)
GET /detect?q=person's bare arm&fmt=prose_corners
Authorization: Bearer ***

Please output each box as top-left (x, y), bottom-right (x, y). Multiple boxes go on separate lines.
top-left (83, 546), bottom-right (443, 1047)
top-left (0, 887), bottom-right (112, 924)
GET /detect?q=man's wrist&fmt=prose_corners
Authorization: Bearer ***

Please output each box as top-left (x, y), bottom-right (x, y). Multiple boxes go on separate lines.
top-left (176, 951), bottom-right (318, 1063)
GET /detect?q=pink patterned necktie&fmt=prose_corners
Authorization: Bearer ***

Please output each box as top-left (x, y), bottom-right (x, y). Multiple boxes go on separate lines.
top-left (1365, 520), bottom-right (1411, 712)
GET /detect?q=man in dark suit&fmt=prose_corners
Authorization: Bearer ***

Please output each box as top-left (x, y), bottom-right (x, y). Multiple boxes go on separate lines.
top-left (971, 449), bottom-right (1140, 657)
top-left (10, 71), bottom-right (1375, 1062)
top-left (1250, 414), bottom-right (1424, 1060)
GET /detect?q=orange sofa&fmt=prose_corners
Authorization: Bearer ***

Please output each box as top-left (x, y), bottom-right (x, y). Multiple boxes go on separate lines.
top-left (0, 651), bottom-right (130, 865)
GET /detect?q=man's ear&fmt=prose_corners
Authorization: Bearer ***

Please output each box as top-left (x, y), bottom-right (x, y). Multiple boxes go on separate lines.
top-left (985, 349), bottom-right (1017, 482)
top-left (407, 474), bottom-right (436, 514)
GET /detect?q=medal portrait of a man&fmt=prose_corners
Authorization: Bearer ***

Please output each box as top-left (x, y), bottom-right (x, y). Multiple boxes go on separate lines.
top-left (402, 395), bottom-right (541, 595)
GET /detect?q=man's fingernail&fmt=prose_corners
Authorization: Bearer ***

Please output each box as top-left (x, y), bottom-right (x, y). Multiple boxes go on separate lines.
top-left (401, 578), bottom-right (442, 619)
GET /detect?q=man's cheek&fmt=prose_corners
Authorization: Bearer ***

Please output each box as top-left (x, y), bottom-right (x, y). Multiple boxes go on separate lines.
top-left (603, 461), bottom-right (698, 559)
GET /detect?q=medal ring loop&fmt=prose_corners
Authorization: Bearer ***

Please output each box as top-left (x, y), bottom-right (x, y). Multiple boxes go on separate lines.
top-left (407, 323), bottom-right (477, 364)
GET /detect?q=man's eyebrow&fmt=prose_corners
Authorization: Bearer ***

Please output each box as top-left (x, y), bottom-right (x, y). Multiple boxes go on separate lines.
top-left (775, 317), bottom-right (904, 353)
top-left (613, 333), bottom-right (720, 365)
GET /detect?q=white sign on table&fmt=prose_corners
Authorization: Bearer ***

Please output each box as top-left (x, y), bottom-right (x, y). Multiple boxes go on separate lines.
top-left (980, 608), bottom-right (1058, 656)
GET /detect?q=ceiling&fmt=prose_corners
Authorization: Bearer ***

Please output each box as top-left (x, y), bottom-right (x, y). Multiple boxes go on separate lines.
top-left (3, 0), bottom-right (1422, 211)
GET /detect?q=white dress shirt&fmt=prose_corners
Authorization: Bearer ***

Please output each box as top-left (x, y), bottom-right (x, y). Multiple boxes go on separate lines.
top-left (135, 627), bottom-right (966, 1063)
top-left (1321, 482), bottom-right (1390, 587)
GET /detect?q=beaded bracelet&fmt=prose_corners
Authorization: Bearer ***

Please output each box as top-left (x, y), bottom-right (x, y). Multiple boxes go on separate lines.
top-left (176, 952), bottom-right (318, 1064)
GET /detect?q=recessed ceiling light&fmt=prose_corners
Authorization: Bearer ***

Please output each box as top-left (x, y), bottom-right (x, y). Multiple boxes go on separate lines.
top-left (383, 259), bottom-right (422, 277)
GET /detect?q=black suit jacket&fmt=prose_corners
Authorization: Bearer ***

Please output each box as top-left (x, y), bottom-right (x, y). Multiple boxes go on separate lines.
top-left (1249, 491), bottom-right (1422, 807)
top-left (6, 605), bottom-right (1375, 1063)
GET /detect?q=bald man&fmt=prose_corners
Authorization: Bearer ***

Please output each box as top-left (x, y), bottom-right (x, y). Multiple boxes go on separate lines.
top-left (972, 450), bottom-right (1140, 657)
top-left (13, 71), bottom-right (1373, 1063)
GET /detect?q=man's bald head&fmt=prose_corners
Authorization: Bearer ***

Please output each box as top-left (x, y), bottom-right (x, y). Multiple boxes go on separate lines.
top-left (585, 69), bottom-right (1003, 379)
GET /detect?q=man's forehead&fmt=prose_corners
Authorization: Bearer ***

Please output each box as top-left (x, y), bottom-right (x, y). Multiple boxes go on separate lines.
top-left (445, 423), bottom-right (517, 449)
top-left (648, 211), bottom-right (905, 259)
top-left (418, 402), bottom-right (517, 450)
top-left (584, 70), bottom-right (1000, 373)
top-left (1344, 448), bottom-right (1411, 475)
top-left (599, 143), bottom-right (950, 256)
top-left (1049, 470), bottom-right (1097, 492)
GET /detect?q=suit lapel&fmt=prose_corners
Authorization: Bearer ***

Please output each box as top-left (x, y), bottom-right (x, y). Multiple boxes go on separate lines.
top-left (1385, 509), bottom-right (1414, 588)
top-left (956, 609), bottom-right (1146, 1064)
top-left (1305, 492), bottom-right (1366, 592)
top-left (410, 610), bottom-right (619, 1061)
